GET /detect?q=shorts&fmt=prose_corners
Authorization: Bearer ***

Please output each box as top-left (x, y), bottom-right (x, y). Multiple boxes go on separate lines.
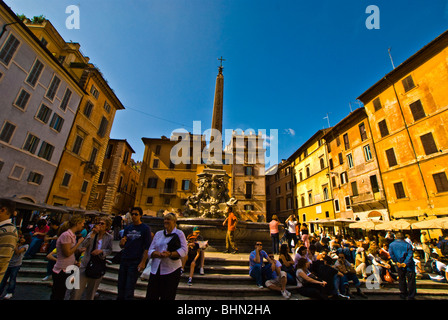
top-left (265, 271), bottom-right (287, 287)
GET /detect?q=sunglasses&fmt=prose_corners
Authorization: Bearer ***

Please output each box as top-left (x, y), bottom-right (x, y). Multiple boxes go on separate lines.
top-left (256, 243), bottom-right (262, 246)
top-left (97, 222), bottom-right (106, 225)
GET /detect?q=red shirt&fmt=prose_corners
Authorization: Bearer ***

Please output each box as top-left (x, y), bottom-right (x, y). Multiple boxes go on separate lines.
top-left (33, 225), bottom-right (50, 239)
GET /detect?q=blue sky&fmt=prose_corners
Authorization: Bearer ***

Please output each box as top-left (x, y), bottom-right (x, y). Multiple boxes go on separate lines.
top-left (5, 0), bottom-right (448, 164)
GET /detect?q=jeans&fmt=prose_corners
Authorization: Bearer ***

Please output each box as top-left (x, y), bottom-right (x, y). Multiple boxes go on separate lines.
top-left (0, 266), bottom-right (21, 295)
top-left (271, 233), bottom-right (279, 254)
top-left (117, 259), bottom-right (140, 300)
top-left (25, 237), bottom-right (44, 258)
top-left (249, 263), bottom-right (273, 286)
top-left (397, 267), bottom-right (416, 299)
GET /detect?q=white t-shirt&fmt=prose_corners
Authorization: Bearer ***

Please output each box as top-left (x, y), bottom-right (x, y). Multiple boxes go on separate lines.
top-left (287, 220), bottom-right (297, 234)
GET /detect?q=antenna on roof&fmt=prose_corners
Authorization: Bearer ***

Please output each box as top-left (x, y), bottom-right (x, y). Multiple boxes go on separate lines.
top-left (388, 47), bottom-right (395, 69)
top-left (323, 113), bottom-right (331, 128)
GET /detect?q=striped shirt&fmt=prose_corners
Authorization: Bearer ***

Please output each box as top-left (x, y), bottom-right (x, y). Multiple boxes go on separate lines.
top-left (0, 219), bottom-right (19, 282)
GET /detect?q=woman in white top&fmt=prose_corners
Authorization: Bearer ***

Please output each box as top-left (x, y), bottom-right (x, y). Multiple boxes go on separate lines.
top-left (295, 258), bottom-right (328, 300)
top-left (285, 215), bottom-right (298, 252)
top-left (146, 213), bottom-right (187, 300)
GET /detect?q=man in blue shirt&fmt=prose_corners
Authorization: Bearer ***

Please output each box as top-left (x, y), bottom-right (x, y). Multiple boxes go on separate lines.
top-left (117, 207), bottom-right (152, 300)
top-left (249, 242), bottom-right (275, 288)
top-left (389, 232), bottom-right (416, 300)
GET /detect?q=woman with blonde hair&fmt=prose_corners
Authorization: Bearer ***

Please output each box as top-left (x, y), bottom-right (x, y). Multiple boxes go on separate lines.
top-left (71, 216), bottom-right (113, 300)
top-left (51, 214), bottom-right (85, 300)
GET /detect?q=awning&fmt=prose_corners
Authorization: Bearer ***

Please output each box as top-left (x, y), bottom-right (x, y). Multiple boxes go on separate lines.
top-left (349, 219), bottom-right (384, 230)
top-left (0, 197), bottom-right (46, 211)
top-left (37, 203), bottom-right (69, 213)
top-left (374, 219), bottom-right (416, 231)
top-left (307, 218), bottom-right (355, 226)
top-left (411, 217), bottom-right (448, 230)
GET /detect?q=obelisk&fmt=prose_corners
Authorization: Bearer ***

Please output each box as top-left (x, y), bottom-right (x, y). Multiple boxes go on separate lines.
top-left (211, 57), bottom-right (225, 137)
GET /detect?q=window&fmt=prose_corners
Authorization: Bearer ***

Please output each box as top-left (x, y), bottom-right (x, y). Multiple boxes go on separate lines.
top-left (286, 181), bottom-right (292, 191)
top-left (0, 34), bottom-right (20, 65)
top-left (60, 89), bottom-right (72, 111)
top-left (146, 196), bottom-right (153, 204)
top-left (164, 197), bottom-right (171, 205)
top-left (409, 100), bottom-right (425, 122)
top-left (332, 176), bottom-right (337, 187)
top-left (103, 101), bottom-right (111, 113)
top-left (299, 171), bottom-right (303, 181)
top-left (49, 113), bottom-right (64, 132)
top-left (155, 145), bottom-right (161, 155)
top-left (329, 158), bottom-right (334, 170)
top-left (26, 60), bottom-right (44, 87)
top-left (373, 97), bottom-right (382, 112)
top-left (147, 178), bottom-right (157, 188)
top-left (97, 117), bottom-right (109, 137)
top-left (334, 199), bottom-right (340, 212)
top-left (338, 152), bottom-right (343, 165)
top-left (363, 144), bottom-right (373, 161)
top-left (351, 181), bottom-right (359, 196)
top-left (275, 186), bottom-right (281, 195)
top-left (83, 101), bottom-right (94, 118)
top-left (244, 204), bottom-right (255, 211)
top-left (347, 154), bottom-right (354, 169)
top-left (61, 172), bottom-right (71, 187)
top-left (320, 158), bottom-right (325, 170)
top-left (385, 148), bottom-right (398, 167)
top-left (14, 89), bottom-right (31, 110)
top-left (394, 182), bottom-right (406, 199)
top-left (359, 123), bottom-right (367, 141)
top-left (420, 132), bottom-right (438, 155)
top-left (37, 141), bottom-right (55, 161)
top-left (36, 104), bottom-right (51, 123)
top-left (0, 121), bottom-right (16, 143)
top-left (286, 197), bottom-right (292, 210)
top-left (323, 186), bottom-right (329, 200)
top-left (378, 120), bottom-right (389, 138)
top-left (301, 195), bottom-right (305, 207)
top-left (40, 37), bottom-right (48, 47)
top-left (327, 142), bottom-right (331, 153)
top-left (433, 172), bottom-right (448, 193)
top-left (23, 133), bottom-right (40, 154)
top-left (105, 144), bottom-right (113, 158)
top-left (121, 149), bottom-right (129, 165)
top-left (89, 146), bottom-right (99, 163)
top-left (245, 166), bottom-right (253, 176)
top-left (27, 171), bottom-right (43, 185)
top-left (72, 135), bottom-right (84, 155)
top-left (98, 171), bottom-right (105, 184)
top-left (402, 75), bottom-right (415, 92)
top-left (370, 175), bottom-right (380, 193)
top-left (81, 180), bottom-right (89, 193)
top-left (245, 183), bottom-right (253, 199)
top-left (46, 76), bottom-right (61, 100)
top-left (90, 85), bottom-right (99, 99)
top-left (306, 166), bottom-right (310, 178)
top-left (181, 179), bottom-right (191, 191)
top-left (308, 191), bottom-right (313, 205)
top-left (152, 159), bottom-right (159, 168)
top-left (345, 196), bottom-right (351, 210)
top-left (336, 136), bottom-right (341, 147)
top-left (9, 165), bottom-right (24, 180)
top-left (340, 172), bottom-right (348, 185)
top-left (343, 133), bottom-right (350, 150)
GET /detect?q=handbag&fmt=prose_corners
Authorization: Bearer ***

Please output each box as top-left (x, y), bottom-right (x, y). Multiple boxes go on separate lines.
top-left (165, 230), bottom-right (181, 260)
top-left (384, 269), bottom-right (394, 283)
top-left (85, 234), bottom-right (107, 279)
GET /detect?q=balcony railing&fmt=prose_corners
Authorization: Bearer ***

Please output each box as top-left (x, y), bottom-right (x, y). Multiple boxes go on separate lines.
top-left (351, 190), bottom-right (385, 204)
top-left (160, 187), bottom-right (176, 195)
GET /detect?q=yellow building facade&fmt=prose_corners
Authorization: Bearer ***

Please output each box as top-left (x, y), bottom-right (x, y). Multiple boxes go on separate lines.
top-left (358, 29), bottom-right (448, 220)
top-left (25, 19), bottom-right (125, 209)
top-left (289, 129), bottom-right (335, 229)
top-left (323, 107), bottom-right (388, 222)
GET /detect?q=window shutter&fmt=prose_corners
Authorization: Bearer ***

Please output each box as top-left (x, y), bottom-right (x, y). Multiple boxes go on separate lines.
top-left (420, 133), bottom-right (438, 155)
top-left (385, 148), bottom-right (398, 167)
top-left (409, 100), bottom-right (426, 121)
top-left (378, 120), bottom-right (389, 138)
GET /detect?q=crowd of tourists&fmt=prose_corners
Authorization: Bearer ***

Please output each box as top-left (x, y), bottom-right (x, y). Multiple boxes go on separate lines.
top-left (264, 214), bottom-right (448, 300)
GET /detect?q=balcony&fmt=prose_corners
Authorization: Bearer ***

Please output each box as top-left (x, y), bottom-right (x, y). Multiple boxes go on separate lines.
top-left (350, 190), bottom-right (387, 211)
top-left (160, 187), bottom-right (176, 195)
